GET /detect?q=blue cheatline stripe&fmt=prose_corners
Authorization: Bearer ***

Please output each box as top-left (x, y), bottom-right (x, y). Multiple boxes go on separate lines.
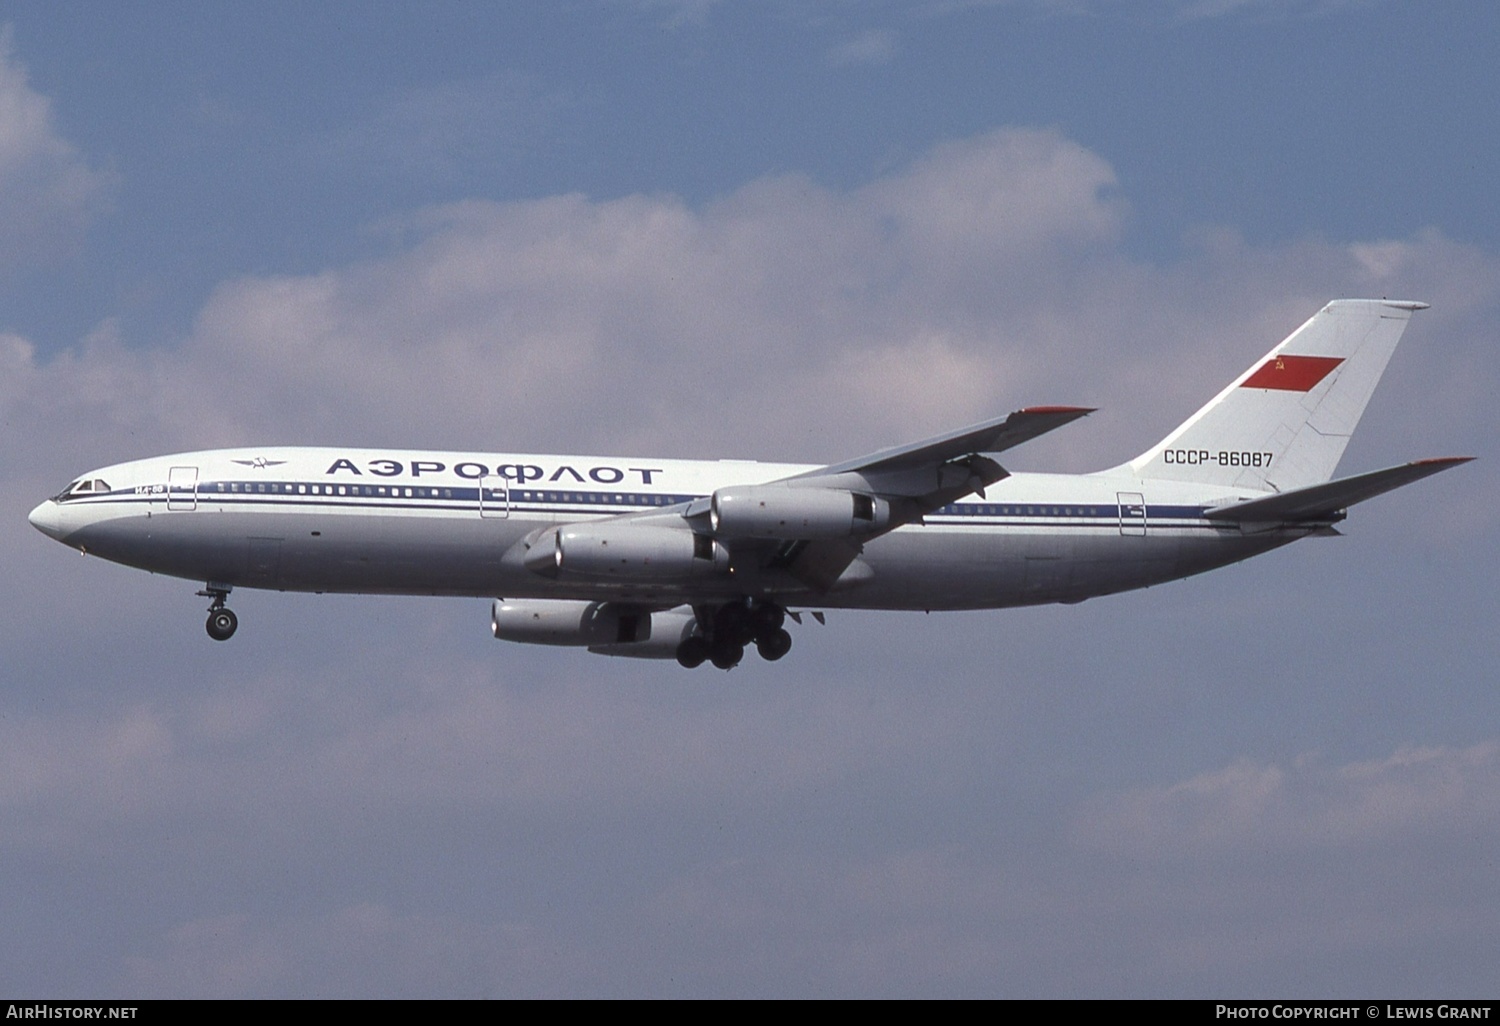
top-left (69, 481), bottom-right (1226, 527)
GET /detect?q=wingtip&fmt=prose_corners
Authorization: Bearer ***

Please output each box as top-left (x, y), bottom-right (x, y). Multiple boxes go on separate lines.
top-left (1018, 405), bottom-right (1096, 416)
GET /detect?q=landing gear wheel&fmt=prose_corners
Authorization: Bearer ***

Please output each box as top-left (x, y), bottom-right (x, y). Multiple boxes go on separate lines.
top-left (197, 584), bottom-right (236, 641)
top-left (756, 628), bottom-right (792, 662)
top-left (206, 607), bottom-right (238, 641)
top-left (676, 635), bottom-right (709, 669)
top-left (709, 640), bottom-right (745, 670)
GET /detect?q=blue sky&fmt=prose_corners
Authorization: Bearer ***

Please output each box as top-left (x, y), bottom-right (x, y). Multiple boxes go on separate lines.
top-left (3, 0), bottom-right (1498, 997)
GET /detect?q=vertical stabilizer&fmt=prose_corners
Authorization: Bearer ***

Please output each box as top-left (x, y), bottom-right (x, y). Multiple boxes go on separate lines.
top-left (1126, 300), bottom-right (1425, 491)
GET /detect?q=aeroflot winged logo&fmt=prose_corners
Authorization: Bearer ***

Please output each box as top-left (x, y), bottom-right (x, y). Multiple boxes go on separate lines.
top-left (231, 457), bottom-right (288, 469)
top-left (1240, 355), bottom-right (1344, 391)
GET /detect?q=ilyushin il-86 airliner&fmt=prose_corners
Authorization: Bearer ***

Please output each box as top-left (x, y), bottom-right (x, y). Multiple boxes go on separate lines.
top-left (29, 300), bottom-right (1470, 669)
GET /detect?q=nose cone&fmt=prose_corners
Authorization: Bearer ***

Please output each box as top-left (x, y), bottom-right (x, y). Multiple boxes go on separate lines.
top-left (28, 499), bottom-right (67, 541)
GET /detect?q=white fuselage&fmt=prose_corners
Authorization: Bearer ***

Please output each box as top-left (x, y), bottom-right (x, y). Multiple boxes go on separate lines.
top-left (28, 446), bottom-right (1296, 612)
top-left (28, 301), bottom-right (1457, 667)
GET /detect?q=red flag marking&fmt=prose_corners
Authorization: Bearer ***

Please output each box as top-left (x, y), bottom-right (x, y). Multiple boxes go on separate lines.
top-left (1241, 355), bottom-right (1344, 392)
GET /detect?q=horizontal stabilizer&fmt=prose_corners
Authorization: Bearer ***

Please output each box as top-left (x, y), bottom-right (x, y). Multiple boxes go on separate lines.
top-left (801, 406), bottom-right (1094, 480)
top-left (1205, 457), bottom-right (1472, 523)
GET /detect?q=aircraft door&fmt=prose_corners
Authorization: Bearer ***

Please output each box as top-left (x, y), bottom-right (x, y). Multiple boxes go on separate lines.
top-left (168, 466), bottom-right (199, 511)
top-left (1117, 492), bottom-right (1146, 536)
top-left (479, 474), bottom-right (509, 519)
top-left (246, 537), bottom-right (283, 585)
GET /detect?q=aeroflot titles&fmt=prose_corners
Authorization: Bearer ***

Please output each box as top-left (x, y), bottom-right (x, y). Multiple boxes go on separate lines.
top-left (322, 458), bottom-right (667, 485)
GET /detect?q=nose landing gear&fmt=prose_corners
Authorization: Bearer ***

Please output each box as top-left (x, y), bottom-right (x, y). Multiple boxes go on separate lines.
top-left (197, 584), bottom-right (238, 641)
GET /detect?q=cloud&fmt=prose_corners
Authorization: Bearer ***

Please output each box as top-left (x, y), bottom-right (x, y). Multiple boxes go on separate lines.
top-left (121, 904), bottom-right (573, 998)
top-left (1169, 0), bottom-right (1370, 21)
top-left (828, 29), bottom-right (899, 67)
top-left (0, 28), bottom-right (112, 272)
top-left (1052, 740), bottom-right (1500, 989)
top-left (0, 649), bottom-right (957, 848)
top-left (1076, 741), bottom-right (1500, 856)
top-left (7, 125), bottom-right (1496, 479)
top-left (3, 128), bottom-right (1137, 463)
top-left (932, 0), bottom-right (1373, 20)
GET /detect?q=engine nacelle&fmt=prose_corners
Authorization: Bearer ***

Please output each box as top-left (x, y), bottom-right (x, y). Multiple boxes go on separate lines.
top-left (710, 485), bottom-right (890, 539)
top-left (523, 524), bottom-right (729, 580)
top-left (491, 598), bottom-right (651, 647)
top-left (587, 607), bottom-right (699, 659)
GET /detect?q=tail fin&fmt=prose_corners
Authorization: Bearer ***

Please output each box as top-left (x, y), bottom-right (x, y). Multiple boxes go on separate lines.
top-left (1125, 299), bottom-right (1426, 491)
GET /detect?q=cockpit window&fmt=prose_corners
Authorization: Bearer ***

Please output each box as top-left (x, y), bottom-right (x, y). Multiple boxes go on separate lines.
top-left (52, 478), bottom-right (111, 502)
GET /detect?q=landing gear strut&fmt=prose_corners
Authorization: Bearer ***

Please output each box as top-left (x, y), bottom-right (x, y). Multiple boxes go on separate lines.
top-left (675, 600), bottom-right (793, 670)
top-left (197, 584), bottom-right (238, 641)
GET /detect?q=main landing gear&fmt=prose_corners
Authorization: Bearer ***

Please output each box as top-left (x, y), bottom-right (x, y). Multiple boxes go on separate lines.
top-left (676, 600), bottom-right (793, 670)
top-left (197, 584), bottom-right (238, 641)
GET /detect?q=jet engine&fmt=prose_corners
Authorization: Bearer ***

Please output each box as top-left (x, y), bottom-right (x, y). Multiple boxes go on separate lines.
top-left (586, 607), bottom-right (698, 659)
top-left (491, 600), bottom-right (698, 659)
top-left (492, 598), bottom-right (650, 646)
top-left (710, 485), bottom-right (890, 539)
top-left (523, 524), bottom-right (729, 580)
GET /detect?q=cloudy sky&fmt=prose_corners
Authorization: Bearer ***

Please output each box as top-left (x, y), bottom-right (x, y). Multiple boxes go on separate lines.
top-left (3, 0), bottom-right (1497, 998)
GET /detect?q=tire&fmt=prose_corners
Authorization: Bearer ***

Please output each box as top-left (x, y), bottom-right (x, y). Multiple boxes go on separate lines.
top-left (676, 635), bottom-right (709, 669)
top-left (709, 640), bottom-right (744, 670)
top-left (756, 628), bottom-right (792, 661)
top-left (206, 608), bottom-right (238, 641)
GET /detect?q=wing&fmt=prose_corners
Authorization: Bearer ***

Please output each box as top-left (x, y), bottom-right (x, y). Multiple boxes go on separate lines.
top-left (513, 406), bottom-right (1095, 596)
top-left (690, 406), bottom-right (1095, 590)
top-left (792, 406), bottom-right (1095, 481)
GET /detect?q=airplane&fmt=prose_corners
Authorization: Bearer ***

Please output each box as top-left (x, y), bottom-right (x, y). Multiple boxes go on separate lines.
top-left (28, 299), bottom-right (1471, 670)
